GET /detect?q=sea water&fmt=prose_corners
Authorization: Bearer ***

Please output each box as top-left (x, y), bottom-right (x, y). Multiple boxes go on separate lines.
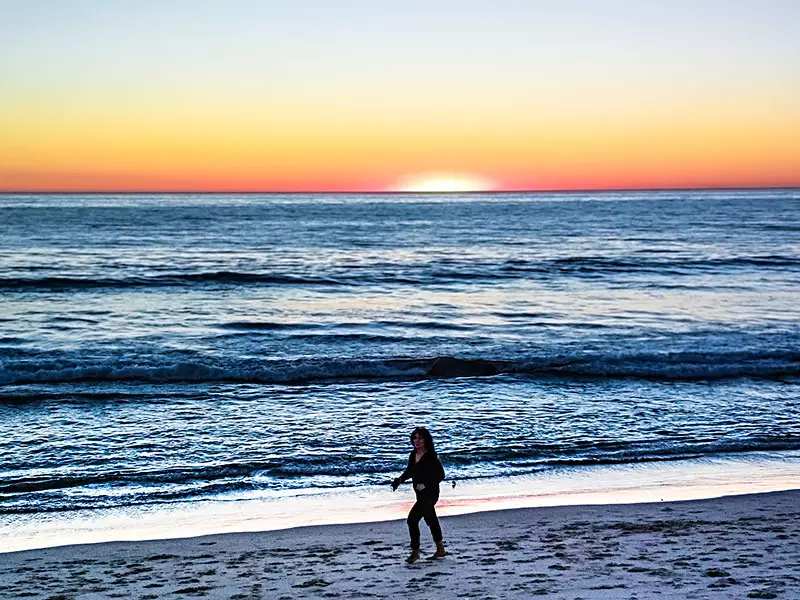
top-left (1, 190), bottom-right (798, 551)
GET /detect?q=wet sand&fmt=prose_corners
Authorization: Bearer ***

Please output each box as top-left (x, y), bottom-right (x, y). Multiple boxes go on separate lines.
top-left (2, 490), bottom-right (798, 599)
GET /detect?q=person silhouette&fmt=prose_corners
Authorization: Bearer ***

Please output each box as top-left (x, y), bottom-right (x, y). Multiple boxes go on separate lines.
top-left (391, 427), bottom-right (446, 563)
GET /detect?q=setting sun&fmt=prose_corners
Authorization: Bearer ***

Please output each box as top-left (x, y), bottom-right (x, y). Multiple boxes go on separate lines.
top-left (390, 172), bottom-right (496, 193)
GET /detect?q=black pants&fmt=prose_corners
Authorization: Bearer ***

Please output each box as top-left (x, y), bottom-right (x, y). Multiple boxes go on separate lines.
top-left (407, 490), bottom-right (442, 549)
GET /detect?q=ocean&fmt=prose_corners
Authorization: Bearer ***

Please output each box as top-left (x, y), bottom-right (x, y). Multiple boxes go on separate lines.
top-left (1, 189), bottom-right (799, 550)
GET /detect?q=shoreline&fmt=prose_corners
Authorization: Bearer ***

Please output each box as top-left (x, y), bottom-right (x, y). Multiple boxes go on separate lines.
top-left (2, 489), bottom-right (797, 599)
top-left (3, 450), bottom-right (799, 555)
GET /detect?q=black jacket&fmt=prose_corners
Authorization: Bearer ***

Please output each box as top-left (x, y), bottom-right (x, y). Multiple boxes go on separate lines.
top-left (399, 450), bottom-right (445, 491)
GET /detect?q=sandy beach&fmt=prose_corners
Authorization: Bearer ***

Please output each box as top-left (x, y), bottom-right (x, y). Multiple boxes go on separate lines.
top-left (2, 489), bottom-right (798, 599)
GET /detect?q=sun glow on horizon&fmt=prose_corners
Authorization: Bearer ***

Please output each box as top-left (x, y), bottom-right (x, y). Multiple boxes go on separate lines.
top-left (391, 172), bottom-right (496, 193)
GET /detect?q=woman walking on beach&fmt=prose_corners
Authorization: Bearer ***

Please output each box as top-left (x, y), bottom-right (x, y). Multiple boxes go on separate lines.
top-left (391, 427), bottom-right (446, 563)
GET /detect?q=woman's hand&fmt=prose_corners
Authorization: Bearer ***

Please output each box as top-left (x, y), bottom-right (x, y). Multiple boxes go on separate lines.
top-left (414, 483), bottom-right (426, 491)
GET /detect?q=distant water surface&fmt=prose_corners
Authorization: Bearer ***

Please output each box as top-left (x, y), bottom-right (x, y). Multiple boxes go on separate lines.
top-left (0, 190), bottom-right (798, 518)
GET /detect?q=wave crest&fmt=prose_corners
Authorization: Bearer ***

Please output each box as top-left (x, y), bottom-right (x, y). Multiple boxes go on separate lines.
top-left (1, 254), bottom-right (797, 291)
top-left (1, 350), bottom-right (798, 388)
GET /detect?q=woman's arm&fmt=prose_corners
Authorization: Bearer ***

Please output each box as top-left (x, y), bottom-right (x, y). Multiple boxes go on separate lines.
top-left (391, 453), bottom-right (414, 490)
top-left (399, 452), bottom-right (414, 482)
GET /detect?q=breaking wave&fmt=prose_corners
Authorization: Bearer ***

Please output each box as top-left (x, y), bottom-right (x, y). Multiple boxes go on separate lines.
top-left (1, 350), bottom-right (798, 388)
top-left (2, 436), bottom-right (799, 514)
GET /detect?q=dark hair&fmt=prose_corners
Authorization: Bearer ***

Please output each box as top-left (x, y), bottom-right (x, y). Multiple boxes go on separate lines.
top-left (410, 427), bottom-right (436, 454)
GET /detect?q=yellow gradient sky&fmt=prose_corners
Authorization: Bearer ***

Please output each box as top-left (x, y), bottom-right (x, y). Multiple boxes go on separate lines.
top-left (1, 1), bottom-right (798, 192)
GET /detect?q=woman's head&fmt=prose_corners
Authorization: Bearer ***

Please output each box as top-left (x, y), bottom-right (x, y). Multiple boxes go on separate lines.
top-left (410, 427), bottom-right (435, 453)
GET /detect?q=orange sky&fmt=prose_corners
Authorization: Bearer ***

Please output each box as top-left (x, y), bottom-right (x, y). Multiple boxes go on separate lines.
top-left (1, 2), bottom-right (798, 192)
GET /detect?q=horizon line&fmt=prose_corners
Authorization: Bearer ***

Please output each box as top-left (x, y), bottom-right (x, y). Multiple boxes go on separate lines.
top-left (1, 185), bottom-right (798, 195)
